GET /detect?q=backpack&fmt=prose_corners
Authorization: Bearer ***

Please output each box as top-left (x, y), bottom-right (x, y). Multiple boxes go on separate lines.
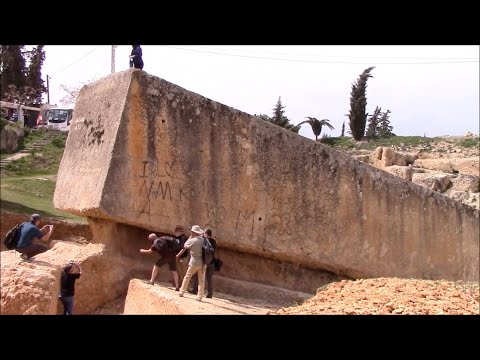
top-left (202, 237), bottom-right (215, 265)
top-left (3, 223), bottom-right (23, 250)
top-left (155, 236), bottom-right (181, 256)
top-left (164, 236), bottom-right (183, 255)
top-left (153, 237), bottom-right (170, 256)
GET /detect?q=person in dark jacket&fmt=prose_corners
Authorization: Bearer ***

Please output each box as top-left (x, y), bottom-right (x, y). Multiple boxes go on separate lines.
top-left (129, 45), bottom-right (144, 70)
top-left (59, 261), bottom-right (82, 315)
top-left (140, 233), bottom-right (180, 290)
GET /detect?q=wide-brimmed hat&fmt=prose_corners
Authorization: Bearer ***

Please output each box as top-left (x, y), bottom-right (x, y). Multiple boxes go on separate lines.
top-left (190, 225), bottom-right (204, 234)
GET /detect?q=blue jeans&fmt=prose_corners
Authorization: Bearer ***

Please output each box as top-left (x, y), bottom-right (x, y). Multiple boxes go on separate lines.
top-left (60, 296), bottom-right (74, 315)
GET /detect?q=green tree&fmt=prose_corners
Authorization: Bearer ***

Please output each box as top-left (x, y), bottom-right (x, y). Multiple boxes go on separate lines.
top-left (255, 97), bottom-right (300, 133)
top-left (378, 109), bottom-right (395, 138)
top-left (341, 121), bottom-right (345, 137)
top-left (24, 45), bottom-right (46, 105)
top-left (298, 117), bottom-right (334, 141)
top-left (0, 45), bottom-right (26, 101)
top-left (366, 106), bottom-right (382, 139)
top-left (348, 66), bottom-right (375, 141)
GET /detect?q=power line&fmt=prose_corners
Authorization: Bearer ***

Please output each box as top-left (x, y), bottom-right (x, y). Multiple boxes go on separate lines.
top-left (163, 46), bottom-right (479, 65)
top-left (197, 46), bottom-right (478, 60)
top-left (50, 47), bottom-right (98, 78)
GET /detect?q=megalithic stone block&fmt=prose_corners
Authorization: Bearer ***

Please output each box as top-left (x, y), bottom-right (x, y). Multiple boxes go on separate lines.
top-left (54, 69), bottom-right (479, 282)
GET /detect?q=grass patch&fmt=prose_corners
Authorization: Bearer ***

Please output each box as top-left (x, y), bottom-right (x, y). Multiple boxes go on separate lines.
top-left (0, 176), bottom-right (84, 222)
top-left (457, 137), bottom-right (480, 148)
top-left (1, 132), bottom-right (67, 177)
top-left (320, 136), bottom-right (438, 151)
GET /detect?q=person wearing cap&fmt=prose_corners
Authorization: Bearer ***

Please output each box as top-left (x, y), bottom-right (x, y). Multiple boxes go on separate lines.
top-left (176, 225), bottom-right (207, 301)
top-left (174, 225), bottom-right (189, 284)
top-left (59, 261), bottom-right (82, 315)
top-left (15, 213), bottom-right (54, 262)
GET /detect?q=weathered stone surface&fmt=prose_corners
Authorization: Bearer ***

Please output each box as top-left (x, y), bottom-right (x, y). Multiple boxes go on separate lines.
top-left (0, 124), bottom-right (24, 152)
top-left (383, 165), bottom-right (413, 181)
top-left (414, 158), bottom-right (479, 176)
top-left (445, 191), bottom-right (480, 210)
top-left (451, 174), bottom-right (480, 193)
top-left (412, 173), bottom-right (453, 193)
top-left (123, 279), bottom-right (277, 315)
top-left (1, 251), bottom-right (59, 315)
top-left (53, 69), bottom-right (480, 284)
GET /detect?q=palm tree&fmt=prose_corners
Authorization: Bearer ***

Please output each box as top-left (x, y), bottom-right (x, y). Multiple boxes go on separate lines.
top-left (298, 117), bottom-right (335, 141)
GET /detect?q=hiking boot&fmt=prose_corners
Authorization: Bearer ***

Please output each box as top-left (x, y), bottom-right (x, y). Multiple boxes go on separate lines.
top-left (206, 294), bottom-right (213, 298)
top-left (175, 288), bottom-right (180, 292)
top-left (188, 289), bottom-right (197, 295)
top-left (20, 254), bottom-right (33, 262)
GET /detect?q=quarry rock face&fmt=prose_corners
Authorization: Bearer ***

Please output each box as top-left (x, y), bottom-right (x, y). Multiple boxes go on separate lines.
top-left (1, 241), bottom-right (152, 315)
top-left (1, 251), bottom-right (59, 315)
top-left (53, 69), bottom-right (479, 286)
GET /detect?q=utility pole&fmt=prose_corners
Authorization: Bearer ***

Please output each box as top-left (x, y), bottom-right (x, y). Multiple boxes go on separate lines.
top-left (46, 75), bottom-right (50, 104)
top-left (111, 45), bottom-right (118, 74)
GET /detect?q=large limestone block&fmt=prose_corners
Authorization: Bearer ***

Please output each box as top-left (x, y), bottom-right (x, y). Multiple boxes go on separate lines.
top-left (1, 251), bottom-right (59, 315)
top-left (123, 279), bottom-right (274, 315)
top-left (54, 69), bottom-right (479, 282)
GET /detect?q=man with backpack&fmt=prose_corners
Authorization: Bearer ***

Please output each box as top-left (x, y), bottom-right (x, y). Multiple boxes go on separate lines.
top-left (176, 225), bottom-right (207, 302)
top-left (190, 228), bottom-right (217, 298)
top-left (139, 233), bottom-right (180, 291)
top-left (15, 213), bottom-right (54, 262)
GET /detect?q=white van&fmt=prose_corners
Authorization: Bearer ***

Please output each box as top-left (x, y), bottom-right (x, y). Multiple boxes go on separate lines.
top-left (46, 108), bottom-right (73, 131)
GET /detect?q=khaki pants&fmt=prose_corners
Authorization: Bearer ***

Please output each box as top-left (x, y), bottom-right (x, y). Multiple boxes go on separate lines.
top-left (177, 257), bottom-right (189, 284)
top-left (179, 264), bottom-right (206, 300)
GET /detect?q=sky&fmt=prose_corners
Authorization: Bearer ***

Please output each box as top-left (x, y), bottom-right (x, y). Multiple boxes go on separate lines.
top-left (39, 45), bottom-right (479, 139)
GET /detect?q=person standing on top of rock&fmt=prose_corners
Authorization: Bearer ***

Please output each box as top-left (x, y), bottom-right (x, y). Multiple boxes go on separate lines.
top-left (59, 260), bottom-right (82, 315)
top-left (190, 228), bottom-right (217, 298)
top-left (140, 233), bottom-right (180, 290)
top-left (129, 45), bottom-right (144, 70)
top-left (15, 213), bottom-right (54, 262)
top-left (176, 225), bottom-right (207, 302)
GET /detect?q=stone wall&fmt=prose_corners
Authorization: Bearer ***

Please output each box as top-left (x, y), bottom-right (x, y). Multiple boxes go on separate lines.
top-left (54, 69), bottom-right (479, 287)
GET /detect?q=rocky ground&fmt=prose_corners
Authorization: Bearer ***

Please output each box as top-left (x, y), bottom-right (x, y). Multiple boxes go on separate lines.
top-left (273, 277), bottom-right (479, 315)
top-left (345, 135), bottom-right (480, 209)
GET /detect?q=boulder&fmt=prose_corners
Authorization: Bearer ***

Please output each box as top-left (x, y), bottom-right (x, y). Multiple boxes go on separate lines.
top-left (383, 165), bottom-right (413, 181)
top-left (412, 173), bottom-right (452, 193)
top-left (0, 123), bottom-right (24, 153)
top-left (451, 174), bottom-right (480, 193)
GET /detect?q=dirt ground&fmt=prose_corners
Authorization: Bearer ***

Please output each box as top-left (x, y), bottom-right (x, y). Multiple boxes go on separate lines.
top-left (272, 277), bottom-right (479, 315)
